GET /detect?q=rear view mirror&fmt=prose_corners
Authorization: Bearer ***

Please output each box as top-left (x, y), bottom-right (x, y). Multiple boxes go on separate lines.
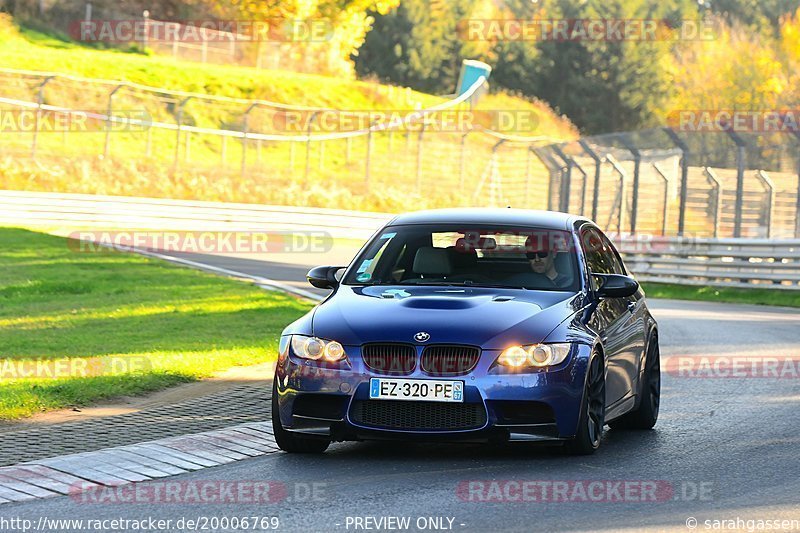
top-left (594, 273), bottom-right (639, 298)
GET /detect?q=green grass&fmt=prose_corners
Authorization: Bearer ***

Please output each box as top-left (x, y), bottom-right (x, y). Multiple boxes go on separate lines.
top-left (0, 227), bottom-right (312, 420)
top-left (642, 282), bottom-right (800, 308)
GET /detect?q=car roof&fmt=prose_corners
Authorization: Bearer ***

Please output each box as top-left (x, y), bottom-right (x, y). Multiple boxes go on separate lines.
top-left (386, 208), bottom-right (593, 231)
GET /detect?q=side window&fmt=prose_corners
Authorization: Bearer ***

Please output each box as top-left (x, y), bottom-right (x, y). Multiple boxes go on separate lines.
top-left (601, 234), bottom-right (627, 275)
top-left (581, 227), bottom-right (615, 274)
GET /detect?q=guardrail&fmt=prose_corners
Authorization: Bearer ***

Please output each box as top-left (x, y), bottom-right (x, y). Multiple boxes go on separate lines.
top-left (0, 190), bottom-right (390, 240)
top-left (618, 237), bottom-right (800, 290)
top-left (3, 190), bottom-right (798, 290)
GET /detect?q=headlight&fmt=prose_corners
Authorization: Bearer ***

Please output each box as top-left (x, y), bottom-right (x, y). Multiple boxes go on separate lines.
top-left (290, 335), bottom-right (347, 362)
top-left (497, 343), bottom-right (572, 368)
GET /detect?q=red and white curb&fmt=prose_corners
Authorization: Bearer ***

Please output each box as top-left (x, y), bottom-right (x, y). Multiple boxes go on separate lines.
top-left (0, 422), bottom-right (279, 504)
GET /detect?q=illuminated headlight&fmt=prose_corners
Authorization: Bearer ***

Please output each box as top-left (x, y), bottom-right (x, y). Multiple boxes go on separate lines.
top-left (290, 335), bottom-right (348, 362)
top-left (497, 343), bottom-right (572, 368)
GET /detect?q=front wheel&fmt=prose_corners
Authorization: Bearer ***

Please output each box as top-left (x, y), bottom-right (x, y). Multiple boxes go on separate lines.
top-left (566, 352), bottom-right (605, 455)
top-left (271, 380), bottom-right (330, 454)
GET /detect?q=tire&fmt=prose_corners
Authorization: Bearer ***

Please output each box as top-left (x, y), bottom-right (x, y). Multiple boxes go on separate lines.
top-left (609, 334), bottom-right (660, 430)
top-left (271, 380), bottom-right (330, 454)
top-left (566, 352), bottom-right (605, 455)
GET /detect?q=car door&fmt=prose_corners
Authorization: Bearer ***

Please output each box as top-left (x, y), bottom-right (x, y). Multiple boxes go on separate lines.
top-left (603, 233), bottom-right (647, 398)
top-left (580, 225), bottom-right (630, 407)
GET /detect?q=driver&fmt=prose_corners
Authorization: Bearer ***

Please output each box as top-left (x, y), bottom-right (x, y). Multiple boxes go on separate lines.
top-left (526, 247), bottom-right (570, 287)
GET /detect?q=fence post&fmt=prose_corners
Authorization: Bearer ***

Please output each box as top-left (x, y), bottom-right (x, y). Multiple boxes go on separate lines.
top-left (145, 126), bottom-right (152, 157)
top-left (726, 130), bottom-right (747, 238)
top-left (703, 167), bottom-right (723, 238)
top-left (241, 103), bottom-right (257, 177)
top-left (663, 128), bottom-right (690, 236)
top-left (490, 139), bottom-right (506, 206)
top-left (578, 140), bottom-right (602, 221)
top-left (756, 170), bottom-right (775, 239)
top-left (142, 10), bottom-right (149, 51)
top-left (289, 141), bottom-right (296, 177)
top-left (416, 122), bottom-right (426, 193)
top-left (530, 146), bottom-right (565, 212)
top-left (652, 163), bottom-right (671, 236)
top-left (31, 76), bottom-right (54, 159)
top-left (606, 153), bottom-right (627, 233)
top-left (573, 157), bottom-right (589, 216)
top-left (472, 139), bottom-right (507, 206)
top-left (620, 137), bottom-right (642, 234)
top-left (173, 96), bottom-right (191, 170)
top-left (103, 84), bottom-right (123, 159)
top-left (552, 145), bottom-right (573, 213)
top-left (785, 128), bottom-right (800, 238)
top-left (524, 146), bottom-right (533, 206)
top-left (365, 120), bottom-right (377, 191)
top-left (459, 132), bottom-right (470, 189)
top-left (304, 111), bottom-right (320, 182)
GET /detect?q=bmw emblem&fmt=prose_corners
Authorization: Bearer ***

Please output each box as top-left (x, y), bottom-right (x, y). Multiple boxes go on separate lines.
top-left (414, 331), bottom-right (431, 342)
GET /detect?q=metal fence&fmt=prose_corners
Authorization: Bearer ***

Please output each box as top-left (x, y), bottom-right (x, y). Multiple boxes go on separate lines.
top-left (0, 66), bottom-right (798, 238)
top-left (0, 67), bottom-right (556, 211)
top-left (536, 129), bottom-right (800, 239)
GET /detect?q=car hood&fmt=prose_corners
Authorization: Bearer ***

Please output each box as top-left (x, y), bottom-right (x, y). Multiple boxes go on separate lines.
top-left (310, 285), bottom-right (583, 349)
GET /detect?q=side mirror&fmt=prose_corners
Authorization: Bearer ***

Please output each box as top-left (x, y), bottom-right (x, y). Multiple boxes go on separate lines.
top-left (307, 265), bottom-right (344, 290)
top-left (594, 273), bottom-right (639, 298)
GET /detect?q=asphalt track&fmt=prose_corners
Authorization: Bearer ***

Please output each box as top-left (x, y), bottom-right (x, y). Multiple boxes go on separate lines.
top-left (5, 249), bottom-right (800, 533)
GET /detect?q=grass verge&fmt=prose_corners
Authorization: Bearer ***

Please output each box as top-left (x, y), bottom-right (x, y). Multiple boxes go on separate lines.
top-left (0, 227), bottom-right (311, 420)
top-left (642, 282), bottom-right (800, 308)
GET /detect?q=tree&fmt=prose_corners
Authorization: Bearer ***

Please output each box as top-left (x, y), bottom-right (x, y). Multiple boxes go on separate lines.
top-left (702, 0), bottom-right (800, 34)
top-left (227, 0), bottom-right (400, 77)
top-left (526, 0), bottom-right (695, 133)
top-left (354, 0), bottom-right (473, 93)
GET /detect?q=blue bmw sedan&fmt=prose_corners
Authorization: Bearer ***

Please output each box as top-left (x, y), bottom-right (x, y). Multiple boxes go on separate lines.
top-left (273, 209), bottom-right (660, 455)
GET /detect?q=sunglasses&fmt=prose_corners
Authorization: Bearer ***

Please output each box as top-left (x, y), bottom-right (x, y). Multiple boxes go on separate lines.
top-left (526, 251), bottom-right (550, 259)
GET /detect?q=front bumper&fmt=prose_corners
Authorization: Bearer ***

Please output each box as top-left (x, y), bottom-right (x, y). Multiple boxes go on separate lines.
top-left (274, 342), bottom-right (591, 443)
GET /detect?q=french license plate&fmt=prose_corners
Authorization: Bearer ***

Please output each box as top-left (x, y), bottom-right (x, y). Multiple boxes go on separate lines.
top-left (369, 378), bottom-right (464, 402)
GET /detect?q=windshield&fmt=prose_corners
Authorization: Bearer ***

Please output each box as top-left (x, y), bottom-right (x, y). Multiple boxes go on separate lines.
top-left (344, 225), bottom-right (580, 292)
